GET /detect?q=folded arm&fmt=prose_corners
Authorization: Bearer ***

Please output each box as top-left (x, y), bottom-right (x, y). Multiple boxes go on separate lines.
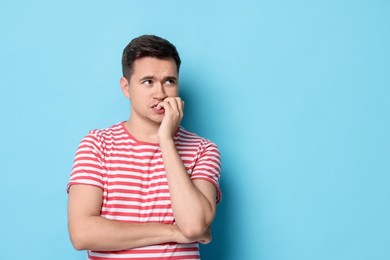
top-left (160, 139), bottom-right (218, 241)
top-left (67, 184), bottom-right (201, 251)
top-left (157, 97), bottom-right (219, 241)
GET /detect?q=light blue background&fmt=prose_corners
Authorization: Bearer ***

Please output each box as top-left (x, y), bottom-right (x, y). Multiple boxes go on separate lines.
top-left (1, 0), bottom-right (389, 259)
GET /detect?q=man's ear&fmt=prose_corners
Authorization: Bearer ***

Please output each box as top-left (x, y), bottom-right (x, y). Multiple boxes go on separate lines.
top-left (120, 77), bottom-right (130, 98)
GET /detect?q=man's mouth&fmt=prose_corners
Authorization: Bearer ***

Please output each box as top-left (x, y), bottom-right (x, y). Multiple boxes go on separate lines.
top-left (152, 104), bottom-right (164, 110)
top-left (152, 104), bottom-right (165, 113)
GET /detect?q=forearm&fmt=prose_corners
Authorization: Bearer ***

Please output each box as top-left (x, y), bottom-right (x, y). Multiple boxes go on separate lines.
top-left (156, 97), bottom-right (217, 240)
top-left (160, 138), bottom-right (215, 239)
top-left (67, 184), bottom-right (188, 251)
top-left (69, 216), bottom-right (179, 251)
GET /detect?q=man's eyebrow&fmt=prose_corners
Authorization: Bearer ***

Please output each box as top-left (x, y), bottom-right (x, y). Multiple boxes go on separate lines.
top-left (139, 75), bottom-right (177, 82)
top-left (139, 75), bottom-right (155, 81)
top-left (163, 76), bottom-right (177, 81)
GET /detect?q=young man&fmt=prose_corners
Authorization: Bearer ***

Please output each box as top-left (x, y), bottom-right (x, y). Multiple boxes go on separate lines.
top-left (67, 35), bottom-right (221, 259)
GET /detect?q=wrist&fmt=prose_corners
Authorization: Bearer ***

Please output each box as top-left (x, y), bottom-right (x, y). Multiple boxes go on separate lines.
top-left (170, 224), bottom-right (181, 243)
top-left (159, 137), bottom-right (175, 147)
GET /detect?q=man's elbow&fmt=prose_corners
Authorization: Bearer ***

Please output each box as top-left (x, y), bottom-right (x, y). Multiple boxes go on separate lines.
top-left (71, 240), bottom-right (86, 251)
top-left (69, 225), bottom-right (89, 251)
top-left (180, 221), bottom-right (210, 241)
top-left (181, 210), bottom-right (215, 240)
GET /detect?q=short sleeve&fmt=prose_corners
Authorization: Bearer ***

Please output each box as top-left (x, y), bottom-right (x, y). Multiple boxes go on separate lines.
top-left (190, 141), bottom-right (222, 203)
top-left (67, 132), bottom-right (105, 192)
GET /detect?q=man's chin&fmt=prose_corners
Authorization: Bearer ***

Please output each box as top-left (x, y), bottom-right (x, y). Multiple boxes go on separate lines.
top-left (148, 116), bottom-right (163, 125)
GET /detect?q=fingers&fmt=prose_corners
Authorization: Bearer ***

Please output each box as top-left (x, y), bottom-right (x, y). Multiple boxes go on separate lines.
top-left (198, 227), bottom-right (212, 244)
top-left (158, 97), bottom-right (184, 118)
top-left (198, 234), bottom-right (212, 244)
top-left (157, 97), bottom-right (184, 140)
top-left (178, 99), bottom-right (184, 118)
top-left (199, 238), bottom-right (211, 244)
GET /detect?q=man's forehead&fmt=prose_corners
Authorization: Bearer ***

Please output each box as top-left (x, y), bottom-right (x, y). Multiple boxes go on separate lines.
top-left (132, 57), bottom-right (178, 77)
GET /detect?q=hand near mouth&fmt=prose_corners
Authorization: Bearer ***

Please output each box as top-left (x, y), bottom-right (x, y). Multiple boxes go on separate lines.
top-left (152, 103), bottom-right (166, 114)
top-left (157, 97), bottom-right (184, 142)
top-left (155, 103), bottom-right (165, 111)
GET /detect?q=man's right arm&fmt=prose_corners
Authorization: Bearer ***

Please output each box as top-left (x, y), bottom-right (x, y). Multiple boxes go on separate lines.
top-left (68, 184), bottom-right (202, 251)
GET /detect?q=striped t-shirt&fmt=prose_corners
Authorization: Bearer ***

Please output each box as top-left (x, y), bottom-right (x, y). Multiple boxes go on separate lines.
top-left (67, 122), bottom-right (221, 259)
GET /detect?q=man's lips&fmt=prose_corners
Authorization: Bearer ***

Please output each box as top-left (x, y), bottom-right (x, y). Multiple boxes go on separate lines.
top-left (152, 104), bottom-right (165, 114)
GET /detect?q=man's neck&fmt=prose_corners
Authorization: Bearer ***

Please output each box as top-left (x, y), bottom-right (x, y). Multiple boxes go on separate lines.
top-left (124, 117), bottom-right (161, 144)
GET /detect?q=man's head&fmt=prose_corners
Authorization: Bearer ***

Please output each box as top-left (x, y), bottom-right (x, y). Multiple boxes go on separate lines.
top-left (122, 35), bottom-right (181, 80)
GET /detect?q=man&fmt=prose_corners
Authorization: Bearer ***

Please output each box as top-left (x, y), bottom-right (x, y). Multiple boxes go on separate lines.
top-left (67, 35), bottom-right (221, 259)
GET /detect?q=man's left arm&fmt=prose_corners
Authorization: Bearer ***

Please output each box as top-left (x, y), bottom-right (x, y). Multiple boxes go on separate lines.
top-left (160, 138), bottom-right (217, 241)
top-left (157, 97), bottom-right (219, 241)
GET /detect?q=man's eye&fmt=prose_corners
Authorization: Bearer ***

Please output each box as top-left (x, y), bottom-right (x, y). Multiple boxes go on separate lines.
top-left (165, 79), bottom-right (175, 85)
top-left (143, 80), bottom-right (152, 85)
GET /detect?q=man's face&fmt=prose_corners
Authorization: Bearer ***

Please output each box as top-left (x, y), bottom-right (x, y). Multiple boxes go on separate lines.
top-left (121, 56), bottom-right (179, 125)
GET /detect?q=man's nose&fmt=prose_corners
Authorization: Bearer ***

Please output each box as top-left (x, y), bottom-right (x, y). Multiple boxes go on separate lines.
top-left (153, 82), bottom-right (167, 99)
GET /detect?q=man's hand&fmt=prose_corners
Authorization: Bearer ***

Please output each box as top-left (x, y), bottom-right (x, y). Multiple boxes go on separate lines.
top-left (157, 97), bottom-right (184, 141)
top-left (197, 227), bottom-right (212, 244)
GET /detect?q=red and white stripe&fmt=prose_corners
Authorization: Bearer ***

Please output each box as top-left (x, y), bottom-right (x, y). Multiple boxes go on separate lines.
top-left (68, 122), bottom-right (221, 259)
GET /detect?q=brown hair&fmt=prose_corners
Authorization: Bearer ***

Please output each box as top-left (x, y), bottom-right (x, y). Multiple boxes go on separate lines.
top-left (121, 35), bottom-right (181, 80)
